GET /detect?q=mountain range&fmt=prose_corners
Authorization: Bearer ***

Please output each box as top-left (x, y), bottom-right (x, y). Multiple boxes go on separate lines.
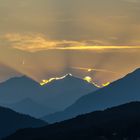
top-left (4, 98), bottom-right (55, 118)
top-left (0, 68), bottom-right (140, 139)
top-left (4, 102), bottom-right (140, 140)
top-left (0, 106), bottom-right (46, 139)
top-left (43, 68), bottom-right (140, 123)
top-left (0, 74), bottom-right (97, 117)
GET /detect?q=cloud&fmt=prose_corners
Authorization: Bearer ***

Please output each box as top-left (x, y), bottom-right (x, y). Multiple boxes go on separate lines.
top-left (0, 0), bottom-right (140, 43)
top-left (122, 0), bottom-right (140, 3)
top-left (0, 0), bottom-right (140, 85)
top-left (0, 33), bottom-right (140, 52)
top-left (0, 33), bottom-right (87, 52)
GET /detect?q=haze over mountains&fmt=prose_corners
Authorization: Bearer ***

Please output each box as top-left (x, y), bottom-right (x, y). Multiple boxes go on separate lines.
top-left (0, 0), bottom-right (139, 139)
top-left (4, 102), bottom-right (140, 140)
top-left (0, 74), bottom-right (97, 117)
top-left (6, 98), bottom-right (54, 118)
top-left (43, 68), bottom-right (140, 123)
top-left (0, 68), bottom-right (140, 140)
top-left (0, 106), bottom-right (46, 139)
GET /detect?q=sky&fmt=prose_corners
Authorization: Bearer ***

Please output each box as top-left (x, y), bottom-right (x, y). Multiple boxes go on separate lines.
top-left (0, 0), bottom-right (140, 86)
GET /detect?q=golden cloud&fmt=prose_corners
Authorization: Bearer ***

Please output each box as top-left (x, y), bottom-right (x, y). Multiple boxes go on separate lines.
top-left (1, 33), bottom-right (87, 52)
top-left (0, 33), bottom-right (140, 52)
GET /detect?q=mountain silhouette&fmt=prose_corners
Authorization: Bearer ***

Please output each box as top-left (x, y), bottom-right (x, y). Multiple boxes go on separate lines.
top-left (4, 98), bottom-right (56, 118)
top-left (0, 76), bottom-right (55, 117)
top-left (40, 74), bottom-right (98, 110)
top-left (0, 76), bottom-right (41, 102)
top-left (0, 74), bottom-right (97, 117)
top-left (0, 106), bottom-right (47, 139)
top-left (4, 102), bottom-right (140, 140)
top-left (43, 68), bottom-right (140, 123)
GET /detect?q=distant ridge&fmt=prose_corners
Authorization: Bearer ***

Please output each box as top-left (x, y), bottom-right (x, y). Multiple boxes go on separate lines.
top-left (0, 74), bottom-right (97, 117)
top-left (0, 106), bottom-right (47, 139)
top-left (43, 68), bottom-right (140, 123)
top-left (6, 98), bottom-right (55, 117)
top-left (35, 73), bottom-right (98, 110)
top-left (4, 102), bottom-right (140, 140)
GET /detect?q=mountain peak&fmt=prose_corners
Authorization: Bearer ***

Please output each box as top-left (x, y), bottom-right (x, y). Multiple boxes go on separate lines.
top-left (0, 75), bottom-right (39, 88)
top-left (64, 73), bottom-right (73, 78)
top-left (0, 73), bottom-right (98, 113)
top-left (40, 74), bottom-right (82, 86)
top-left (131, 68), bottom-right (140, 75)
top-left (42, 67), bottom-right (140, 123)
